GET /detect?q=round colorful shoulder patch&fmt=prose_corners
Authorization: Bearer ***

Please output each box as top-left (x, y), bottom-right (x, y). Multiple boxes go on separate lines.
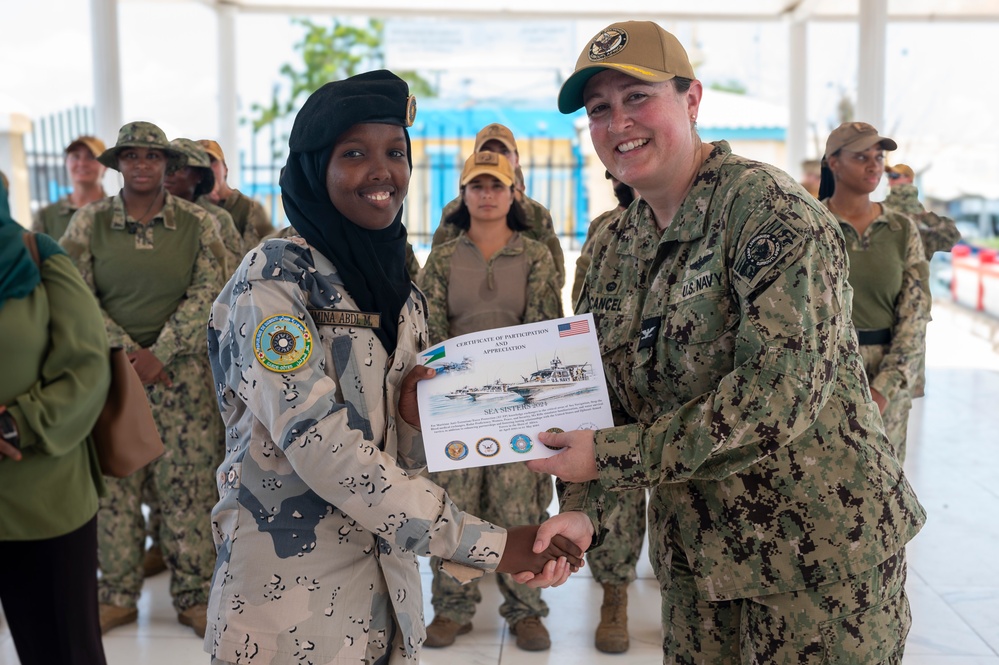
top-left (254, 314), bottom-right (313, 373)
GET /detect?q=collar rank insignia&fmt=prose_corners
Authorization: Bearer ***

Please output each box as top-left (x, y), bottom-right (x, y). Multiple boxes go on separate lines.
top-left (638, 316), bottom-right (660, 350)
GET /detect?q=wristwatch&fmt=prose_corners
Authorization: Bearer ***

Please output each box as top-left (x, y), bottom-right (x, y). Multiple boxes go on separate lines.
top-left (0, 406), bottom-right (20, 449)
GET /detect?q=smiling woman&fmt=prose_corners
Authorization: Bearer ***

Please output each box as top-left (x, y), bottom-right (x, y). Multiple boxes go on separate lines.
top-left (525, 20), bottom-right (927, 665)
top-left (204, 69), bottom-right (583, 665)
top-left (324, 123), bottom-right (411, 232)
top-left (31, 136), bottom-right (107, 242)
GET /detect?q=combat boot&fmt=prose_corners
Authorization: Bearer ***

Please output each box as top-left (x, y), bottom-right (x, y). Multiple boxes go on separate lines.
top-left (178, 603), bottom-right (208, 638)
top-left (424, 615), bottom-right (472, 647)
top-left (511, 616), bottom-right (550, 651)
top-left (99, 604), bottom-right (138, 634)
top-left (595, 582), bottom-right (629, 653)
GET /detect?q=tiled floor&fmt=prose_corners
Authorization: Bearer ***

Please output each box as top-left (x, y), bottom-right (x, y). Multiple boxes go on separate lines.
top-left (3, 298), bottom-right (998, 664)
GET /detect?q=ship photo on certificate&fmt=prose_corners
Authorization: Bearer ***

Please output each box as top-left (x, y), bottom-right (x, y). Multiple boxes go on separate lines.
top-left (416, 314), bottom-right (614, 472)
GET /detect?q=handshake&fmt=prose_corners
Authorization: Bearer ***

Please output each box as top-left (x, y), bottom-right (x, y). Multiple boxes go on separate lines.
top-left (494, 512), bottom-right (596, 588)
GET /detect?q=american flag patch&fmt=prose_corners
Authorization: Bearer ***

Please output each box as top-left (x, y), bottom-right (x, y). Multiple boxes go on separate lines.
top-left (558, 320), bottom-right (590, 338)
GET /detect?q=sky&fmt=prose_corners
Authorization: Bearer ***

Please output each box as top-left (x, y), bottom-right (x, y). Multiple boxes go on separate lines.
top-left (3, 1), bottom-right (999, 200)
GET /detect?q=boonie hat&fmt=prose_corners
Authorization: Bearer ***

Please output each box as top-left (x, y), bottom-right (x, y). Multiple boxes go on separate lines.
top-left (169, 138), bottom-right (213, 170)
top-left (558, 21), bottom-right (696, 114)
top-left (98, 121), bottom-right (185, 171)
top-left (65, 135), bottom-right (107, 158)
top-left (824, 122), bottom-right (897, 158)
top-left (167, 138), bottom-right (216, 194)
top-left (198, 139), bottom-right (226, 164)
top-left (474, 123), bottom-right (518, 154)
top-left (887, 163), bottom-right (914, 180)
top-left (460, 151), bottom-right (515, 188)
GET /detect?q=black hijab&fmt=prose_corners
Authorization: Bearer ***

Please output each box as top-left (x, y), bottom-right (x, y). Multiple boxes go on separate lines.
top-left (280, 70), bottom-right (418, 354)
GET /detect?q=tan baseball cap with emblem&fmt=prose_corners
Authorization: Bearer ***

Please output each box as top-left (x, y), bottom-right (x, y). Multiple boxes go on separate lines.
top-left (558, 20), bottom-right (696, 114)
top-left (474, 123), bottom-right (518, 154)
top-left (460, 151), bottom-right (515, 187)
top-left (198, 139), bottom-right (226, 164)
top-left (824, 122), bottom-right (897, 158)
top-left (65, 135), bottom-right (107, 158)
top-left (887, 163), bottom-right (914, 179)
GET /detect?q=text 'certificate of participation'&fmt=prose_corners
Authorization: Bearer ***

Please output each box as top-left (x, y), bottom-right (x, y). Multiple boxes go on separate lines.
top-left (417, 314), bottom-right (613, 472)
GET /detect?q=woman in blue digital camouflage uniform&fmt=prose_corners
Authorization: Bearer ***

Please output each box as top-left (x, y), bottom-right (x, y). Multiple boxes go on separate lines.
top-left (521, 21), bottom-right (926, 664)
top-left (204, 70), bottom-right (580, 665)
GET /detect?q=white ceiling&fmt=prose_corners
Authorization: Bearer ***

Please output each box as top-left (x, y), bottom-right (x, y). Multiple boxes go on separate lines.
top-left (190, 0), bottom-right (999, 22)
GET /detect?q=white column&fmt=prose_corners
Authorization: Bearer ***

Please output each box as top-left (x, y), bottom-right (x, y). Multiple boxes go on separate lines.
top-left (856, 0), bottom-right (888, 129)
top-left (787, 19), bottom-right (808, 173)
top-left (217, 4), bottom-right (242, 189)
top-left (90, 0), bottom-right (123, 192)
top-left (0, 112), bottom-right (33, 224)
top-left (90, 0), bottom-right (123, 145)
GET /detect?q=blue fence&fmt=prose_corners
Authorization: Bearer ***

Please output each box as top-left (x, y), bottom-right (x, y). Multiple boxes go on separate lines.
top-left (27, 106), bottom-right (589, 250)
top-left (24, 106), bottom-right (96, 210)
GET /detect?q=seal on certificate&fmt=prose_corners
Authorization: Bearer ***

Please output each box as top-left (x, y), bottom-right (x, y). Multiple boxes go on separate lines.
top-left (476, 437), bottom-right (500, 458)
top-left (510, 434), bottom-right (533, 454)
top-left (543, 427), bottom-right (564, 451)
top-left (445, 441), bottom-right (468, 461)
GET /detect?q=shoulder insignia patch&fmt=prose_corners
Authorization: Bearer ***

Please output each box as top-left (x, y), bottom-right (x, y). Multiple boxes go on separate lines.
top-left (254, 314), bottom-right (313, 373)
top-left (733, 220), bottom-right (804, 286)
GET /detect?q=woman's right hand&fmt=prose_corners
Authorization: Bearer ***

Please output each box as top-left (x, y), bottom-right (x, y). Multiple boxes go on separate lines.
top-left (871, 387), bottom-right (888, 414)
top-left (0, 406), bottom-right (21, 461)
top-left (495, 525), bottom-right (584, 576)
top-left (0, 439), bottom-right (21, 461)
top-left (128, 349), bottom-right (172, 387)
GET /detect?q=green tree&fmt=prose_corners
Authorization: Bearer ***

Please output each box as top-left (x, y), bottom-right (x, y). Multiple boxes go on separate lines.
top-left (708, 79), bottom-right (748, 95)
top-left (250, 17), bottom-right (435, 132)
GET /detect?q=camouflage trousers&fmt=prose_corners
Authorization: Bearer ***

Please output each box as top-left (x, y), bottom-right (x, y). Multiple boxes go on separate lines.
top-left (587, 487), bottom-right (646, 585)
top-left (211, 574), bottom-right (411, 665)
top-left (912, 302), bottom-right (933, 398)
top-left (98, 355), bottom-right (222, 613)
top-left (141, 362), bottom-right (221, 547)
top-left (655, 514), bottom-right (911, 664)
top-left (859, 344), bottom-right (914, 463)
top-left (429, 464), bottom-right (553, 626)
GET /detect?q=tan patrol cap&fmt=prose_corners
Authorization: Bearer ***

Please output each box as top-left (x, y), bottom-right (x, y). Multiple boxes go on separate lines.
top-left (198, 139), bottom-right (226, 164)
top-left (558, 21), bottom-right (696, 114)
top-left (460, 151), bottom-right (515, 187)
top-left (824, 122), bottom-right (897, 157)
top-left (474, 123), bottom-right (518, 154)
top-left (66, 135), bottom-right (107, 158)
top-left (887, 163), bottom-right (914, 179)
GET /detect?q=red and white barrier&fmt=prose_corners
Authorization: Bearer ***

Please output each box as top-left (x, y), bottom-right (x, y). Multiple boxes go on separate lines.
top-left (951, 246), bottom-right (999, 318)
